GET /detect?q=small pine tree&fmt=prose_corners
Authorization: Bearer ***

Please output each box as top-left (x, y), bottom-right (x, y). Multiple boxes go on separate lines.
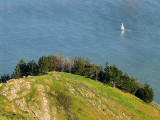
top-left (106, 64), bottom-right (123, 88)
top-left (48, 55), bottom-right (55, 71)
top-left (38, 56), bottom-right (50, 73)
top-left (83, 59), bottom-right (98, 80)
top-left (19, 59), bottom-right (27, 76)
top-left (143, 83), bottom-right (154, 103)
top-left (0, 74), bottom-right (10, 83)
top-left (104, 62), bottom-right (110, 84)
top-left (12, 64), bottom-right (21, 79)
top-left (72, 57), bottom-right (85, 75)
top-left (27, 60), bottom-right (38, 76)
top-left (135, 83), bottom-right (154, 103)
top-left (121, 73), bottom-right (131, 92)
top-left (98, 65), bottom-right (105, 82)
top-left (130, 77), bottom-right (139, 94)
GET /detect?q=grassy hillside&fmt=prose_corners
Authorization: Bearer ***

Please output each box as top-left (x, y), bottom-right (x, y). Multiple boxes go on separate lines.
top-left (0, 72), bottom-right (160, 120)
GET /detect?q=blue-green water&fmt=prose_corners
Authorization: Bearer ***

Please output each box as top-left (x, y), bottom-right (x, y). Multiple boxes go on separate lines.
top-left (0, 0), bottom-right (160, 103)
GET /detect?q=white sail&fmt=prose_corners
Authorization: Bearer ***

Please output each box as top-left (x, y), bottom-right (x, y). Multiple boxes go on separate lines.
top-left (121, 23), bottom-right (125, 31)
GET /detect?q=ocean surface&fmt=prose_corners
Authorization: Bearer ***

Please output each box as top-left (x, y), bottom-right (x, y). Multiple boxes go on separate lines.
top-left (0, 0), bottom-right (160, 103)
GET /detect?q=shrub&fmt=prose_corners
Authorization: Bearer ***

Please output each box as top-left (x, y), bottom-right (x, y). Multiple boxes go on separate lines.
top-left (135, 83), bottom-right (154, 103)
top-left (57, 93), bottom-right (73, 110)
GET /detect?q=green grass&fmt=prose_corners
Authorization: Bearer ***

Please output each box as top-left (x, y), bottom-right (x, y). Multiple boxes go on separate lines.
top-left (0, 72), bottom-right (159, 120)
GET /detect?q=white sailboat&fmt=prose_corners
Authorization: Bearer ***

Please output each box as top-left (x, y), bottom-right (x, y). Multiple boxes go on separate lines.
top-left (121, 23), bottom-right (125, 31)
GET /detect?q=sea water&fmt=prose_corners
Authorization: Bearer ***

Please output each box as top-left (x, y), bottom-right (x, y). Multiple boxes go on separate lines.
top-left (0, 0), bottom-right (160, 103)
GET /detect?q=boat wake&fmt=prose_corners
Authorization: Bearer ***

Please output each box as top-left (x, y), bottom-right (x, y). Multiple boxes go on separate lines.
top-left (126, 29), bottom-right (132, 31)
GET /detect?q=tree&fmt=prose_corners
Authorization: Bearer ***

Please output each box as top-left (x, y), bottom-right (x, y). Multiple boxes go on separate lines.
top-left (112, 65), bottom-right (123, 88)
top-left (83, 59), bottom-right (98, 80)
top-left (0, 54), bottom-right (154, 104)
top-left (12, 64), bottom-right (21, 79)
top-left (72, 57), bottom-right (98, 80)
top-left (98, 65), bottom-right (105, 82)
top-left (143, 83), bottom-right (154, 103)
top-left (70, 55), bottom-right (74, 73)
top-left (19, 59), bottom-right (27, 76)
top-left (121, 73), bottom-right (131, 92)
top-left (52, 55), bottom-right (59, 71)
top-left (104, 62), bottom-right (110, 84)
top-left (95, 69), bottom-right (98, 81)
top-left (0, 74), bottom-right (10, 83)
top-left (83, 58), bottom-right (92, 77)
top-left (130, 77), bottom-right (139, 94)
top-left (105, 64), bottom-right (123, 87)
top-left (64, 57), bottom-right (70, 72)
top-left (48, 55), bottom-right (55, 71)
top-left (59, 54), bottom-right (64, 72)
top-left (38, 56), bottom-right (50, 73)
top-left (72, 57), bottom-right (85, 75)
top-left (135, 83), bottom-right (154, 103)
top-left (27, 60), bottom-right (38, 76)
top-left (53, 54), bottom-right (64, 72)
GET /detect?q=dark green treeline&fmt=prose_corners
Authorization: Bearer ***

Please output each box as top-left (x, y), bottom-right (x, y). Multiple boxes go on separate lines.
top-left (0, 54), bottom-right (154, 103)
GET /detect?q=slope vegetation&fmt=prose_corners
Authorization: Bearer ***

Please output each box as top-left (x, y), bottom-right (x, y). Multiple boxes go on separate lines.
top-left (0, 72), bottom-right (160, 120)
